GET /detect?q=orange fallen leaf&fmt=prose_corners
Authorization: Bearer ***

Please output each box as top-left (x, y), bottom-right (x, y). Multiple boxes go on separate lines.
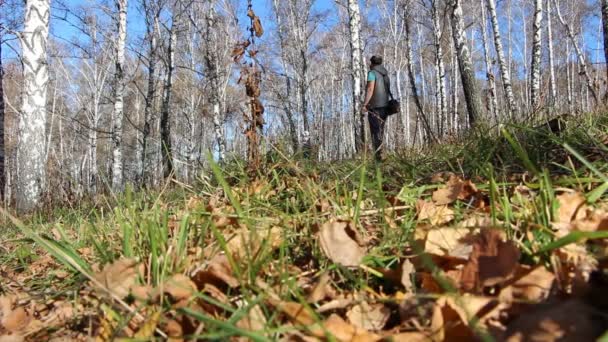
top-left (424, 228), bottom-right (475, 259)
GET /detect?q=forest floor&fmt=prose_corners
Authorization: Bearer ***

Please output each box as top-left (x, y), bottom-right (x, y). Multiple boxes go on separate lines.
top-left (2, 113), bottom-right (608, 341)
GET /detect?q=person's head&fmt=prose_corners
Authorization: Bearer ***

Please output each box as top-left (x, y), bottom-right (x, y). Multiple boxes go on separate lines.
top-left (370, 55), bottom-right (383, 67)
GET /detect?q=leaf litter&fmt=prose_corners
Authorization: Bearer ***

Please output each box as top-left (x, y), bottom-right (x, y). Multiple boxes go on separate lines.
top-left (3, 165), bottom-right (608, 341)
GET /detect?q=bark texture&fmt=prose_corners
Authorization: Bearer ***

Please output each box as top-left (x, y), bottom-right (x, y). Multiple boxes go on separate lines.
top-left (17, 0), bottom-right (50, 212)
top-left (346, 0), bottom-right (364, 153)
top-left (486, 0), bottom-right (517, 116)
top-left (111, 0), bottom-right (127, 191)
top-left (530, 0), bottom-right (543, 110)
top-left (450, 0), bottom-right (483, 127)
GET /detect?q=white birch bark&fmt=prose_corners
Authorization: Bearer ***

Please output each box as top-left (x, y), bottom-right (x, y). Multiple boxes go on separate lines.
top-left (480, 0), bottom-right (499, 122)
top-left (486, 0), bottom-right (517, 116)
top-left (450, 0), bottom-right (483, 127)
top-left (160, 7), bottom-right (178, 177)
top-left (553, 0), bottom-right (599, 104)
top-left (17, 0), bottom-right (50, 212)
top-left (530, 0), bottom-right (543, 111)
top-left (431, 0), bottom-right (448, 134)
top-left (346, 0), bottom-right (364, 153)
top-left (111, 0), bottom-right (128, 191)
top-left (546, 0), bottom-right (557, 106)
top-left (206, 1), bottom-right (226, 162)
top-left (602, 0), bottom-right (608, 83)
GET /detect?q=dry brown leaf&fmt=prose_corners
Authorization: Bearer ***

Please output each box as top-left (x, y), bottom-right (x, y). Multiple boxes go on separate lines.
top-left (191, 254), bottom-right (239, 289)
top-left (313, 314), bottom-right (381, 341)
top-left (555, 192), bottom-right (588, 224)
top-left (499, 266), bottom-right (555, 303)
top-left (225, 226), bottom-right (282, 261)
top-left (236, 302), bottom-right (267, 334)
top-left (270, 300), bottom-right (316, 326)
top-left (432, 177), bottom-right (479, 205)
top-left (503, 299), bottom-right (603, 342)
top-left (307, 272), bottom-right (333, 303)
top-left (0, 297), bottom-right (31, 333)
top-left (161, 274), bottom-right (198, 306)
top-left (0, 335), bottom-right (24, 342)
top-left (424, 228), bottom-right (475, 258)
top-left (387, 332), bottom-right (432, 342)
top-left (92, 258), bottom-right (143, 299)
top-left (417, 200), bottom-right (455, 226)
top-left (346, 302), bottom-right (390, 331)
top-left (318, 221), bottom-right (366, 267)
top-left (461, 229), bottom-right (520, 291)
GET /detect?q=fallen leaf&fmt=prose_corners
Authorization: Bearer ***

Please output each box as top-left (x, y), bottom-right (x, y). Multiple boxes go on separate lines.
top-left (425, 228), bottom-right (475, 258)
top-left (432, 177), bottom-right (479, 205)
top-left (346, 302), bottom-right (390, 331)
top-left (236, 302), bottom-right (267, 334)
top-left (499, 266), bottom-right (555, 303)
top-left (307, 272), bottom-right (333, 303)
top-left (133, 311), bottom-right (161, 338)
top-left (318, 221), bottom-right (366, 267)
top-left (555, 192), bottom-right (587, 224)
top-left (417, 200), bottom-right (455, 226)
top-left (503, 300), bottom-right (603, 341)
top-left (160, 274), bottom-right (198, 305)
top-left (191, 254), bottom-right (239, 289)
top-left (270, 300), bottom-right (316, 326)
top-left (314, 314), bottom-right (381, 341)
top-left (461, 229), bottom-right (520, 291)
top-left (0, 297), bottom-right (31, 333)
top-left (92, 259), bottom-right (143, 299)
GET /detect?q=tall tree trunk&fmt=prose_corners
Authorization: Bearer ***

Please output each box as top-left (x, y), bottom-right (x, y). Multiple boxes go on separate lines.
top-left (554, 0), bottom-right (599, 104)
top-left (432, 0), bottom-right (448, 135)
top-left (111, 0), bottom-right (127, 191)
top-left (0, 32), bottom-right (6, 201)
top-left (17, 0), bottom-right (50, 212)
top-left (206, 2), bottom-right (226, 162)
top-left (450, 0), bottom-right (483, 127)
top-left (404, 10), bottom-right (434, 142)
top-left (602, 0), bottom-right (608, 84)
top-left (530, 0), bottom-right (543, 111)
top-left (160, 10), bottom-right (177, 178)
top-left (346, 0), bottom-right (364, 154)
top-left (486, 0), bottom-right (517, 116)
top-left (546, 0), bottom-right (557, 106)
top-left (480, 0), bottom-right (499, 122)
top-left (141, 12), bottom-right (159, 186)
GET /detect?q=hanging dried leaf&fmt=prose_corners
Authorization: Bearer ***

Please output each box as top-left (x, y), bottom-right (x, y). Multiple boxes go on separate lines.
top-left (253, 16), bottom-right (264, 38)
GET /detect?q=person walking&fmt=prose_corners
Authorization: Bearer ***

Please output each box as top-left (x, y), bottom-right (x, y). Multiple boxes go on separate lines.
top-left (362, 56), bottom-right (391, 161)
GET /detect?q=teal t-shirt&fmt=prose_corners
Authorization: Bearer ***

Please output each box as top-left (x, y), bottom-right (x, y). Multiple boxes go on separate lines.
top-left (367, 71), bottom-right (376, 82)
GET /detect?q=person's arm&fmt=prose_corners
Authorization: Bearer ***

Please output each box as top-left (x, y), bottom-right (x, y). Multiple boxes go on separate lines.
top-left (363, 81), bottom-right (375, 110)
top-left (362, 71), bottom-right (375, 111)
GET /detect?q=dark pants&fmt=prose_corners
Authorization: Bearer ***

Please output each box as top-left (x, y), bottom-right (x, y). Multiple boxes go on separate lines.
top-left (368, 107), bottom-right (388, 161)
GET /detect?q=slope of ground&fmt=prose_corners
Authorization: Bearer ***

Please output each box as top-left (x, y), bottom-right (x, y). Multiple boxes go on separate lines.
top-left (1, 113), bottom-right (608, 341)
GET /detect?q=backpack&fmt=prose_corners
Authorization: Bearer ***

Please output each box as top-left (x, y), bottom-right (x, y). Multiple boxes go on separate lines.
top-left (382, 72), bottom-right (400, 115)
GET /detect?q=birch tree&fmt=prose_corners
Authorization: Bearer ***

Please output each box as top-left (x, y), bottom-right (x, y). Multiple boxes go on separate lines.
top-left (546, 0), bottom-right (557, 105)
top-left (486, 0), bottom-right (516, 116)
top-left (530, 0), bottom-right (542, 111)
top-left (602, 0), bottom-right (608, 84)
top-left (346, 0), bottom-right (364, 153)
top-left (111, 0), bottom-right (128, 191)
top-left (17, 0), bottom-right (50, 212)
top-left (160, 4), bottom-right (178, 177)
top-left (553, 0), bottom-right (598, 104)
top-left (480, 0), bottom-right (498, 121)
top-left (0, 19), bottom-right (5, 200)
top-left (430, 0), bottom-right (447, 134)
top-left (449, 0), bottom-right (483, 127)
